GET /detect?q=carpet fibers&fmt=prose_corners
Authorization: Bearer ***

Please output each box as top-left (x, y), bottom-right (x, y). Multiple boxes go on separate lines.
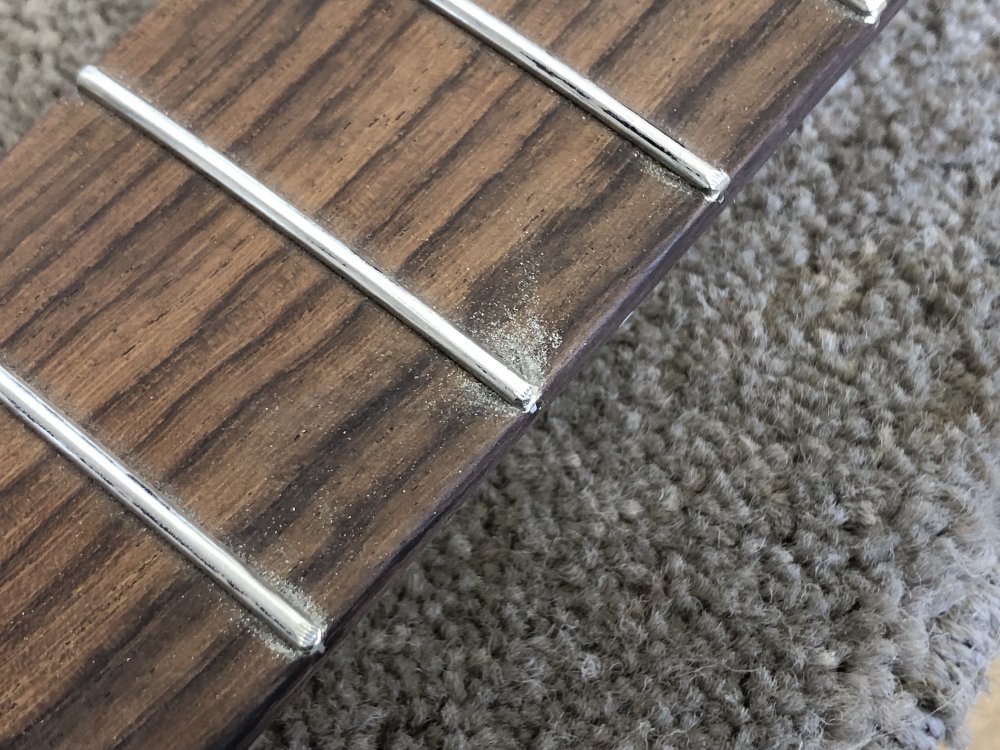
top-left (1, 1), bottom-right (998, 748)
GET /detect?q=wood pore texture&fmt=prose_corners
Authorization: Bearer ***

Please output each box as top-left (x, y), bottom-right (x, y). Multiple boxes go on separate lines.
top-left (0, 0), bottom-right (905, 747)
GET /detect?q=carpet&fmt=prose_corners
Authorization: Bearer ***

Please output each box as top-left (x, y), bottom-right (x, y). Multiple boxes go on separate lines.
top-left (1, 1), bottom-right (997, 748)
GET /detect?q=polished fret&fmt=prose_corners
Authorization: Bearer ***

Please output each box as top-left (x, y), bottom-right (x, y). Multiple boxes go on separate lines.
top-left (421, 0), bottom-right (731, 201)
top-left (0, 363), bottom-right (324, 651)
top-left (77, 66), bottom-right (538, 413)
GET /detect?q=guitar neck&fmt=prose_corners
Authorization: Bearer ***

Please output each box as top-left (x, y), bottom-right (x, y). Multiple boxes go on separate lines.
top-left (0, 0), bottom-right (903, 747)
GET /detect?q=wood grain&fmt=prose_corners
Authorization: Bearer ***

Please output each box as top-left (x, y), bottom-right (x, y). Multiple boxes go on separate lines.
top-left (0, 0), bottom-right (905, 747)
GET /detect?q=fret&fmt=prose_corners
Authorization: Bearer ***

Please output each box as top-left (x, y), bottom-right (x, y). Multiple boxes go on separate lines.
top-left (0, 363), bottom-right (323, 651)
top-left (77, 66), bottom-right (538, 412)
top-left (421, 0), bottom-right (730, 200)
top-left (0, 404), bottom-right (283, 747)
top-left (0, 0), bottom-right (905, 747)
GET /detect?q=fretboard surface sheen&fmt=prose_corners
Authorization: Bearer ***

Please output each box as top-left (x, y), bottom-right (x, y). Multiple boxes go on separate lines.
top-left (0, 0), bottom-right (903, 746)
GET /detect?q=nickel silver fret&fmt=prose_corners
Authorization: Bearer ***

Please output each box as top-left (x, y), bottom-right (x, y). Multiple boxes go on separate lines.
top-left (421, 0), bottom-right (730, 201)
top-left (0, 364), bottom-right (324, 652)
top-left (77, 66), bottom-right (538, 413)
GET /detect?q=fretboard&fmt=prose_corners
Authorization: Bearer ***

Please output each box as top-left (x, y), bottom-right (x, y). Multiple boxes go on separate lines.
top-left (0, 0), bottom-right (903, 747)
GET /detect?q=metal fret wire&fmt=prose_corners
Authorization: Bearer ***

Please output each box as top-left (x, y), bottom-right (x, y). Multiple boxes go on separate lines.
top-left (77, 66), bottom-right (538, 413)
top-left (421, 0), bottom-right (731, 201)
top-left (0, 364), bottom-right (324, 651)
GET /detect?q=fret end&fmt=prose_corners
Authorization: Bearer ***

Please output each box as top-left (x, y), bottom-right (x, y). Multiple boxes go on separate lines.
top-left (76, 64), bottom-right (103, 90)
top-left (298, 623), bottom-right (326, 655)
top-left (704, 169), bottom-right (730, 204)
top-left (518, 385), bottom-right (540, 414)
top-left (838, 0), bottom-right (886, 24)
top-left (76, 65), bottom-right (107, 93)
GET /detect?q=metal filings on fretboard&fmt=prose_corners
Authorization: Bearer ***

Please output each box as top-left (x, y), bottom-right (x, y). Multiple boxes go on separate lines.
top-left (77, 67), bottom-right (538, 414)
top-left (70, 63), bottom-right (549, 656)
top-left (421, 0), bottom-right (731, 202)
top-left (0, 364), bottom-right (324, 651)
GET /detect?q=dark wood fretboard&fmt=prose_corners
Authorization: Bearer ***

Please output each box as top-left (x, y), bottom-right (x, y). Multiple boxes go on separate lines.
top-left (0, 0), bottom-right (904, 747)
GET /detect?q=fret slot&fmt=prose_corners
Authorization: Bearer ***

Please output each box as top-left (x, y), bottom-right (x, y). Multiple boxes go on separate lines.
top-left (76, 66), bottom-right (538, 413)
top-left (0, 364), bottom-right (324, 652)
top-left (421, 0), bottom-right (730, 201)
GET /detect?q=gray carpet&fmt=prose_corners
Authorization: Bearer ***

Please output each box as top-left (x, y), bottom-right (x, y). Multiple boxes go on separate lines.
top-left (2, 1), bottom-right (998, 748)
